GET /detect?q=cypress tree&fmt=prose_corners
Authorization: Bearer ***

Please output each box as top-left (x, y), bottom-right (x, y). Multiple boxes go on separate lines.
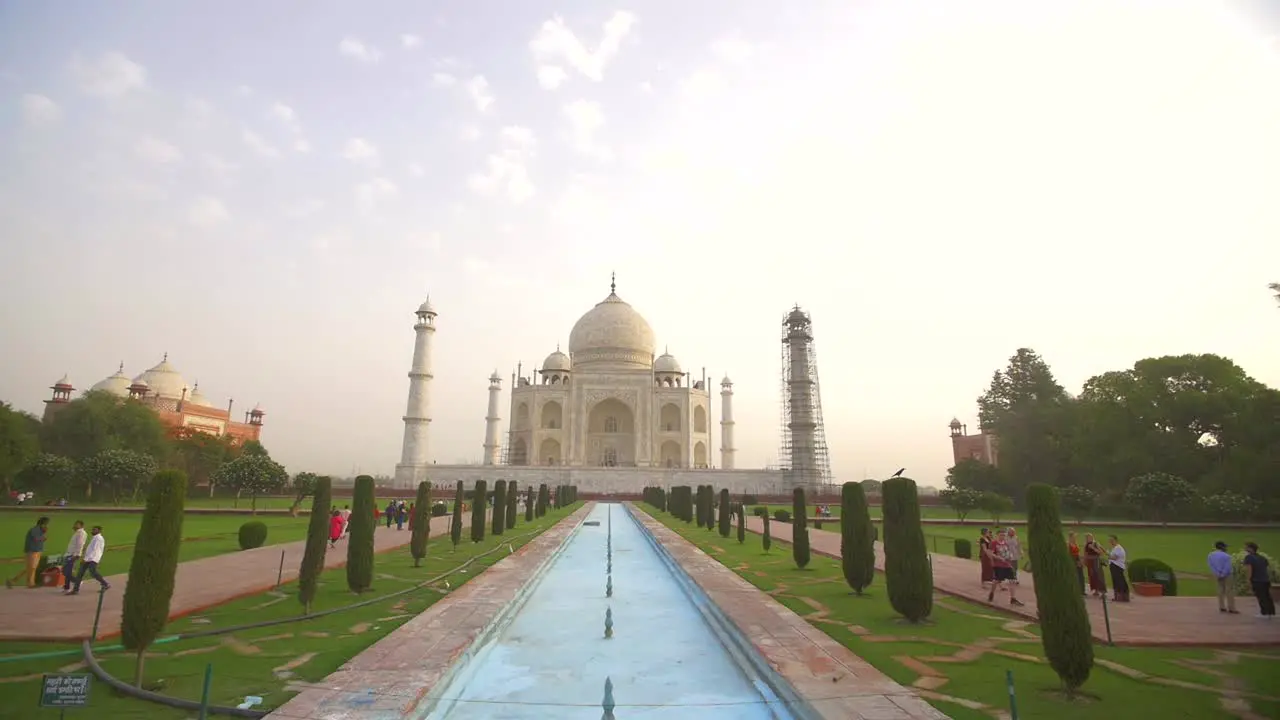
top-left (346, 475), bottom-right (375, 593)
top-left (881, 477), bottom-right (932, 622)
top-left (1027, 484), bottom-right (1094, 694)
top-left (506, 481), bottom-right (519, 529)
top-left (537, 483), bottom-right (549, 517)
top-left (718, 489), bottom-right (731, 537)
top-left (450, 481), bottom-right (464, 550)
top-left (298, 476), bottom-right (332, 612)
top-left (737, 504), bottom-right (745, 543)
top-left (701, 486), bottom-right (712, 529)
top-left (762, 511), bottom-right (772, 552)
top-left (792, 488), bottom-right (811, 569)
top-left (471, 480), bottom-right (488, 542)
top-left (410, 481), bottom-right (431, 567)
top-left (525, 486), bottom-right (534, 522)
top-left (840, 481), bottom-right (876, 595)
top-left (492, 480), bottom-right (507, 536)
top-left (121, 469), bottom-right (187, 687)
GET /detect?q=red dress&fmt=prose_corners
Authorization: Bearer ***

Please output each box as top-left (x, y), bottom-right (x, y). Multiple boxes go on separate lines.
top-left (979, 536), bottom-right (994, 583)
top-left (329, 515), bottom-right (344, 541)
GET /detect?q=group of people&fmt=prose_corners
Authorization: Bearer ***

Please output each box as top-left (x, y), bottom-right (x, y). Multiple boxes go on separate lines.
top-left (1207, 541), bottom-right (1274, 618)
top-left (381, 500), bottom-right (413, 531)
top-left (978, 527), bottom-right (1027, 606)
top-left (5, 516), bottom-right (110, 594)
top-left (1067, 532), bottom-right (1130, 602)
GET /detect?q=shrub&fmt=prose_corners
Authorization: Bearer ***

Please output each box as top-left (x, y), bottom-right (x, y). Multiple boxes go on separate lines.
top-left (773, 509), bottom-right (791, 522)
top-left (792, 488), bottom-right (811, 569)
top-left (762, 511), bottom-right (772, 552)
top-left (506, 481), bottom-right (518, 530)
top-left (450, 482), bottom-right (464, 549)
top-left (410, 481), bottom-right (431, 567)
top-left (742, 494), bottom-right (759, 505)
top-left (537, 484), bottom-right (549, 517)
top-left (525, 487), bottom-right (534, 522)
top-left (1128, 558), bottom-right (1177, 596)
top-left (121, 469), bottom-right (187, 687)
top-left (1232, 550), bottom-right (1280, 597)
top-left (840, 481), bottom-right (876, 595)
top-left (1025, 484), bottom-right (1093, 694)
top-left (718, 489), bottom-right (731, 538)
top-left (881, 477), bottom-right (932, 622)
top-left (431, 502), bottom-right (448, 517)
top-left (492, 480), bottom-right (507, 536)
top-left (954, 538), bottom-right (972, 559)
top-left (238, 521), bottom-right (268, 550)
top-left (471, 480), bottom-right (488, 542)
top-left (737, 507), bottom-right (745, 543)
top-left (752, 506), bottom-right (768, 517)
top-left (346, 475), bottom-right (375, 593)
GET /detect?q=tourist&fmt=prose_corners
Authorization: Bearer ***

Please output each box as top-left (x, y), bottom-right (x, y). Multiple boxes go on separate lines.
top-left (978, 528), bottom-right (994, 587)
top-left (70, 526), bottom-right (109, 594)
top-left (1007, 528), bottom-right (1023, 584)
top-left (1084, 533), bottom-right (1107, 597)
top-left (6, 516), bottom-right (49, 589)
top-left (986, 528), bottom-right (1024, 606)
top-left (396, 502), bottom-right (407, 530)
top-left (1107, 535), bottom-right (1130, 602)
top-left (1208, 541), bottom-right (1238, 614)
top-left (341, 505), bottom-right (352, 536)
top-left (407, 503), bottom-right (416, 531)
top-left (1068, 532), bottom-right (1085, 595)
top-left (61, 521), bottom-right (87, 593)
top-left (328, 509), bottom-right (344, 548)
top-left (1242, 542), bottom-right (1275, 619)
top-left (385, 501), bottom-right (396, 529)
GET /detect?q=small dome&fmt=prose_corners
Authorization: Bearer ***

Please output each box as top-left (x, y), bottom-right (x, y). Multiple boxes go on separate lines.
top-left (417, 296), bottom-right (436, 316)
top-left (137, 355), bottom-right (188, 399)
top-left (567, 284), bottom-right (656, 370)
top-left (721, 375), bottom-right (733, 386)
top-left (91, 364), bottom-right (131, 398)
top-left (251, 403), bottom-right (264, 414)
top-left (654, 351), bottom-right (682, 374)
top-left (188, 383), bottom-right (215, 407)
top-left (949, 417), bottom-right (963, 428)
top-left (52, 374), bottom-right (73, 389)
top-left (489, 370), bottom-right (502, 382)
top-left (542, 348), bottom-right (571, 372)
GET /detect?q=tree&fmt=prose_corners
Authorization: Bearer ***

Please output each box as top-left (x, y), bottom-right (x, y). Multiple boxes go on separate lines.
top-left (1124, 472), bottom-right (1197, 523)
top-left (0, 402), bottom-right (40, 495)
top-left (939, 487), bottom-right (982, 522)
top-left (859, 479), bottom-right (881, 495)
top-left (471, 480), bottom-right (488, 542)
top-left (1025, 484), bottom-right (1093, 695)
top-left (80, 449), bottom-right (158, 504)
top-left (346, 475), bottom-right (376, 593)
top-left (506, 480), bottom-right (518, 530)
top-left (978, 348), bottom-right (1068, 429)
top-left (41, 391), bottom-right (167, 464)
top-left (450, 481), bottom-right (464, 550)
top-left (718, 489), bottom-right (731, 538)
top-left (524, 486), bottom-right (534, 522)
top-left (169, 428), bottom-right (236, 496)
top-left (289, 472), bottom-right (320, 515)
top-left (1203, 491), bottom-right (1252, 521)
top-left (762, 510), bottom-right (772, 553)
top-left (978, 492), bottom-right (1014, 524)
top-left (977, 349), bottom-right (1073, 496)
top-left (19, 453), bottom-right (78, 500)
top-left (537, 483), bottom-right (549, 517)
top-left (240, 439), bottom-right (269, 457)
top-left (210, 454), bottom-right (288, 513)
top-left (736, 505), bottom-right (745, 543)
top-left (1270, 282), bottom-right (1280, 306)
top-left (840, 481), bottom-right (876, 595)
top-left (492, 480), bottom-right (507, 536)
top-left (410, 481), bottom-right (432, 567)
top-left (297, 476), bottom-right (332, 613)
top-left (1059, 486), bottom-right (1097, 524)
top-left (121, 469), bottom-right (187, 687)
top-left (881, 477), bottom-right (933, 623)
top-left (945, 459), bottom-right (1009, 495)
top-left (792, 488), bottom-right (811, 569)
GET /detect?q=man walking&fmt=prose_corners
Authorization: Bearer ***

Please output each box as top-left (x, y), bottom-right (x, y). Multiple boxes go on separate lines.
top-left (6, 516), bottom-right (49, 589)
top-left (986, 528), bottom-right (1025, 607)
top-left (1208, 541), bottom-right (1237, 614)
top-left (70, 526), bottom-right (109, 595)
top-left (62, 521), bottom-right (87, 593)
top-left (1243, 542), bottom-right (1275, 619)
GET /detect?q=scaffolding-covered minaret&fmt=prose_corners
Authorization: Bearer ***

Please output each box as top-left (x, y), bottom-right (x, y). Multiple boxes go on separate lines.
top-left (780, 305), bottom-right (833, 492)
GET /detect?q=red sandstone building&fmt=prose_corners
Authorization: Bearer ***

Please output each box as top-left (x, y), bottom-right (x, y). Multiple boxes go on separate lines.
top-left (949, 417), bottom-right (998, 466)
top-left (43, 355), bottom-right (264, 445)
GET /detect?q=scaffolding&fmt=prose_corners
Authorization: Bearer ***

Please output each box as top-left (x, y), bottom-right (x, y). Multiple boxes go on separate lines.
top-left (779, 305), bottom-right (833, 493)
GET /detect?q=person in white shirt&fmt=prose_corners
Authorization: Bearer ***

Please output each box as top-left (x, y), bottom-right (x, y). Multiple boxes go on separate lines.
top-left (62, 521), bottom-right (87, 593)
top-left (1108, 535), bottom-right (1130, 603)
top-left (70, 526), bottom-right (110, 595)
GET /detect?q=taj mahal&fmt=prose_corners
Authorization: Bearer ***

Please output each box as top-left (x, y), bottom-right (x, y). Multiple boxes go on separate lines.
top-left (391, 276), bottom-right (828, 495)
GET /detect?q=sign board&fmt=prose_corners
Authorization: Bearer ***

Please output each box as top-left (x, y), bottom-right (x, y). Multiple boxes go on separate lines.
top-left (39, 674), bottom-right (91, 708)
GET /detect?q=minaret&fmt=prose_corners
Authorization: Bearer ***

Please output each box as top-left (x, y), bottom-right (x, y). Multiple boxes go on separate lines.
top-left (395, 297), bottom-right (437, 487)
top-left (483, 371), bottom-right (502, 465)
top-left (720, 375), bottom-right (736, 470)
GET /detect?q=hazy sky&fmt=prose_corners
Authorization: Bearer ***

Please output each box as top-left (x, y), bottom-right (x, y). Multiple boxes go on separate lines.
top-left (2, 1), bottom-right (1278, 487)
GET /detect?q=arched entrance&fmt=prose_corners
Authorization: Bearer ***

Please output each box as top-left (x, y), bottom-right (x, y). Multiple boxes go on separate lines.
top-left (540, 401), bottom-right (563, 429)
top-left (693, 441), bottom-right (707, 468)
top-left (587, 398), bottom-right (635, 467)
top-left (659, 403), bottom-right (681, 432)
top-left (659, 440), bottom-right (682, 468)
top-left (539, 438), bottom-right (562, 465)
top-left (511, 437), bottom-right (529, 466)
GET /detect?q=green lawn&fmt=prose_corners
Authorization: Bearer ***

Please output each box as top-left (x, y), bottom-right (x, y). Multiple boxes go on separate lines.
top-left (0, 503), bottom-right (581, 719)
top-left (648, 508), bottom-right (1280, 720)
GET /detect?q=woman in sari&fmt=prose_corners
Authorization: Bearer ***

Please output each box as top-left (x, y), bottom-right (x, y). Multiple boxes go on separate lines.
top-left (978, 528), bottom-right (993, 586)
top-left (1068, 532), bottom-right (1085, 595)
top-left (1084, 533), bottom-right (1107, 597)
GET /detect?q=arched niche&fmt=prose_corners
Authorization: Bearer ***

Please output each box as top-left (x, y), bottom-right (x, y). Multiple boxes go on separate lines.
top-left (541, 401), bottom-right (563, 430)
top-left (693, 441), bottom-right (707, 468)
top-left (539, 438), bottom-right (562, 465)
top-left (694, 405), bottom-right (708, 433)
top-left (659, 403), bottom-right (682, 432)
top-left (659, 440), bottom-right (682, 468)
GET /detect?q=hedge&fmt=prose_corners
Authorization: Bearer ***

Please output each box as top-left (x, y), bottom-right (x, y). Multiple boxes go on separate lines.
top-left (1128, 558), bottom-right (1177, 596)
top-left (237, 521), bottom-right (268, 550)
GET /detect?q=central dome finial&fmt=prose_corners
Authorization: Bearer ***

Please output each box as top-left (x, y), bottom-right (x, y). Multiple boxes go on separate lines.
top-left (610, 271), bottom-right (616, 295)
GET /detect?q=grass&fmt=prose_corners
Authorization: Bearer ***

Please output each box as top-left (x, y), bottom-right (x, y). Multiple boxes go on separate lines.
top-left (0, 503), bottom-right (581, 719)
top-left (648, 507), bottom-right (1280, 720)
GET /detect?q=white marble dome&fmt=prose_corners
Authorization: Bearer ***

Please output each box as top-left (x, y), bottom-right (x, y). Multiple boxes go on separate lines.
top-left (568, 290), bottom-right (656, 368)
top-left (654, 351), bottom-right (682, 374)
top-left (188, 383), bottom-right (215, 407)
top-left (542, 348), bottom-right (571, 372)
top-left (90, 364), bottom-right (131, 397)
top-left (137, 355), bottom-right (188, 399)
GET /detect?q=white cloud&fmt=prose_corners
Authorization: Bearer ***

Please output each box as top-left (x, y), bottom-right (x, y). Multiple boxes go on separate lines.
top-left (459, 125), bottom-right (481, 142)
top-left (188, 196), bottom-right (229, 227)
top-left (285, 198), bottom-right (324, 218)
top-left (710, 36), bottom-right (758, 65)
top-left (185, 97), bottom-right (213, 121)
top-left (134, 136), bottom-right (183, 164)
top-left (408, 162), bottom-right (426, 178)
top-left (563, 100), bottom-right (611, 161)
top-left (466, 75), bottom-right (494, 113)
top-left (201, 153), bottom-right (238, 176)
top-left (401, 34), bottom-right (423, 49)
top-left (70, 52), bottom-right (146, 97)
top-left (408, 231), bottom-right (443, 253)
top-left (500, 126), bottom-right (537, 149)
top-left (338, 38), bottom-right (383, 64)
top-left (294, 138), bottom-right (311, 153)
top-left (530, 11), bottom-right (636, 87)
top-left (639, 81), bottom-right (654, 94)
top-left (431, 72), bottom-right (457, 87)
top-left (21, 94), bottom-right (61, 126)
top-left (236, 84), bottom-right (253, 96)
top-left (355, 177), bottom-right (398, 215)
top-left (241, 129), bottom-right (280, 158)
top-left (270, 101), bottom-right (309, 152)
top-left (342, 137), bottom-right (379, 165)
top-left (467, 127), bottom-right (538, 203)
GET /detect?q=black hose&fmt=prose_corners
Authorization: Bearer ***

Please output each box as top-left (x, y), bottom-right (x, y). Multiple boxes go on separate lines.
top-left (81, 639), bottom-right (266, 718)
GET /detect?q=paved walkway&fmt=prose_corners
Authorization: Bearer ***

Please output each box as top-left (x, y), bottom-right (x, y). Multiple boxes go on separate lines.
top-left (0, 512), bottom-right (477, 642)
top-left (744, 517), bottom-right (1280, 647)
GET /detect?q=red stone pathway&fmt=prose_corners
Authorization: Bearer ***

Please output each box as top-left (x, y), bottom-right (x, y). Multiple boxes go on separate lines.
top-left (0, 512), bottom-right (476, 642)
top-left (744, 516), bottom-right (1280, 647)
